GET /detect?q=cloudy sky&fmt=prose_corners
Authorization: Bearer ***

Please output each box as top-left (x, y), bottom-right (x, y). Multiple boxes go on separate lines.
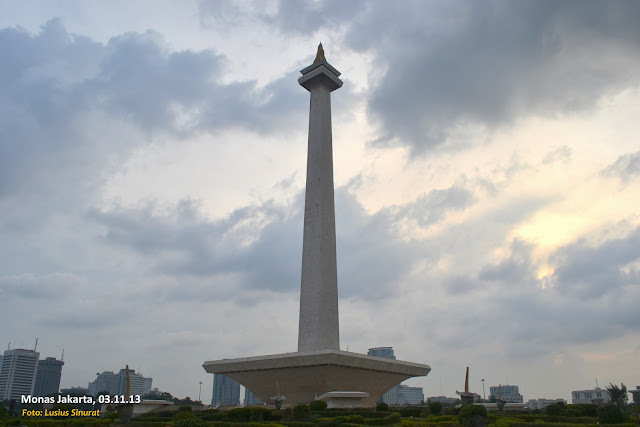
top-left (2, 0), bottom-right (640, 404)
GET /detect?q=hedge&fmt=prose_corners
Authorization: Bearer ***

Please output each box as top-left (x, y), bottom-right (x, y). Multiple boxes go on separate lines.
top-left (363, 413), bottom-right (401, 426)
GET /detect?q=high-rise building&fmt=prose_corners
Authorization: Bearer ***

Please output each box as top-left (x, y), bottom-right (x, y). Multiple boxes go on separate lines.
top-left (33, 357), bottom-right (64, 397)
top-left (0, 348), bottom-right (40, 400)
top-left (397, 384), bottom-right (424, 405)
top-left (117, 368), bottom-right (152, 396)
top-left (88, 368), bottom-right (152, 396)
top-left (368, 347), bottom-right (400, 405)
top-left (88, 371), bottom-right (120, 396)
top-left (244, 388), bottom-right (263, 406)
top-left (211, 374), bottom-right (240, 406)
top-left (489, 385), bottom-right (524, 403)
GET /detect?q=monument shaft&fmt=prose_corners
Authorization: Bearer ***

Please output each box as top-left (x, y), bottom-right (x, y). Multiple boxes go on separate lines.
top-left (298, 53), bottom-right (343, 352)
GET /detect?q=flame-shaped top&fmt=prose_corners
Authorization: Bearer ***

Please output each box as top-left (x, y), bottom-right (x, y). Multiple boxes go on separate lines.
top-left (313, 43), bottom-right (326, 63)
top-left (464, 366), bottom-right (469, 393)
top-left (125, 365), bottom-right (131, 399)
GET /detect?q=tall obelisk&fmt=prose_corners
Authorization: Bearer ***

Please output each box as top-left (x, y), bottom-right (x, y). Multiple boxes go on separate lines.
top-left (297, 44), bottom-right (343, 352)
top-left (203, 46), bottom-right (430, 406)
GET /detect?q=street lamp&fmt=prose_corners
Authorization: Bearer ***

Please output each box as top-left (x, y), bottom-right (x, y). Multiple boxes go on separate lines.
top-left (199, 381), bottom-right (203, 403)
top-left (482, 379), bottom-right (486, 401)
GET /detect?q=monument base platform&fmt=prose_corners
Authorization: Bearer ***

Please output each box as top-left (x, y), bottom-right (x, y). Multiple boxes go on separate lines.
top-left (203, 349), bottom-right (430, 406)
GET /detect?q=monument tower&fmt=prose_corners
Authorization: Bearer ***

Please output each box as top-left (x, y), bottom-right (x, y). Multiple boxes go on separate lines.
top-left (203, 45), bottom-right (430, 406)
top-left (298, 43), bottom-right (341, 352)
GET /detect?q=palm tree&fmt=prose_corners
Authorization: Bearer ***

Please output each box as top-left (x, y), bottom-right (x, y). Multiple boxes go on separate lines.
top-left (605, 383), bottom-right (628, 409)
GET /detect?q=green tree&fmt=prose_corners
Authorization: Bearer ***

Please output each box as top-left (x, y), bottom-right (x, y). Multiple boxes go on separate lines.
top-left (458, 404), bottom-right (488, 427)
top-left (606, 383), bottom-right (628, 409)
top-left (376, 402), bottom-right (389, 411)
top-left (597, 404), bottom-right (629, 424)
top-left (545, 403), bottom-right (563, 415)
top-left (428, 401), bottom-right (443, 415)
top-left (293, 404), bottom-right (311, 421)
top-left (309, 399), bottom-right (328, 411)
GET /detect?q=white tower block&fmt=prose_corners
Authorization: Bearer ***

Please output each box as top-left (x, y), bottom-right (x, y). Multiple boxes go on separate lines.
top-left (297, 44), bottom-right (343, 352)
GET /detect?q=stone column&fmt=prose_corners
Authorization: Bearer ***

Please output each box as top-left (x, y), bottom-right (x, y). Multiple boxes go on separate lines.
top-left (297, 45), bottom-right (343, 352)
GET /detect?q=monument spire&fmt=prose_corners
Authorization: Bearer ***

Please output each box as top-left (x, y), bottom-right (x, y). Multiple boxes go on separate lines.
top-left (297, 45), bottom-right (343, 352)
top-left (203, 47), bottom-right (430, 407)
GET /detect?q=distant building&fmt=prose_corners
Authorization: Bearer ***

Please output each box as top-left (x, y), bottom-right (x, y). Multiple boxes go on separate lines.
top-left (244, 388), bottom-right (263, 405)
top-left (368, 347), bottom-right (399, 405)
top-left (397, 384), bottom-right (424, 405)
top-left (630, 386), bottom-right (640, 405)
top-left (117, 368), bottom-right (152, 396)
top-left (0, 348), bottom-right (40, 401)
top-left (88, 368), bottom-right (152, 397)
top-left (526, 398), bottom-right (567, 410)
top-left (571, 388), bottom-right (610, 405)
top-left (368, 347), bottom-right (396, 360)
top-left (489, 385), bottom-right (523, 403)
top-left (211, 374), bottom-right (240, 406)
top-left (33, 357), bottom-right (64, 397)
top-left (88, 371), bottom-right (120, 396)
top-left (60, 386), bottom-right (89, 395)
top-left (427, 396), bottom-right (459, 406)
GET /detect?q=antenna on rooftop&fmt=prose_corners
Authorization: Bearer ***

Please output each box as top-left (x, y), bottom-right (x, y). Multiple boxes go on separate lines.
top-left (34, 337), bottom-right (38, 351)
top-left (596, 378), bottom-right (599, 388)
top-left (61, 349), bottom-right (65, 361)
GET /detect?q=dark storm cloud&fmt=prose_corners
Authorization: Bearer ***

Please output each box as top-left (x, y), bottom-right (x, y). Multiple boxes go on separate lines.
top-left (361, 1), bottom-right (640, 153)
top-left (602, 151), bottom-right (640, 183)
top-left (247, 1), bottom-right (640, 153)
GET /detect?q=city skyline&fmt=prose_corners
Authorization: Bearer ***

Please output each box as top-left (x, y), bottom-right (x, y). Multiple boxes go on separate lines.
top-left (1, 0), bottom-right (640, 404)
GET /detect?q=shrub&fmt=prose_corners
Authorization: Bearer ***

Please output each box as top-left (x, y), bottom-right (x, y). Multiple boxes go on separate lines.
top-left (174, 418), bottom-right (206, 427)
top-left (174, 411), bottom-right (196, 420)
top-left (293, 404), bottom-right (311, 421)
top-left (364, 413), bottom-right (401, 425)
top-left (376, 403), bottom-right (389, 412)
top-left (395, 408), bottom-right (423, 417)
top-left (337, 415), bottom-right (366, 424)
top-left (545, 404), bottom-right (562, 416)
top-left (445, 407), bottom-right (461, 416)
top-left (597, 405), bottom-right (629, 424)
top-left (310, 400), bottom-right (329, 411)
top-left (179, 405), bottom-right (193, 412)
top-left (250, 406), bottom-right (271, 421)
top-left (458, 405), bottom-right (488, 427)
top-left (567, 404), bottom-right (599, 417)
top-left (429, 402), bottom-right (443, 416)
top-left (226, 407), bottom-right (252, 421)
